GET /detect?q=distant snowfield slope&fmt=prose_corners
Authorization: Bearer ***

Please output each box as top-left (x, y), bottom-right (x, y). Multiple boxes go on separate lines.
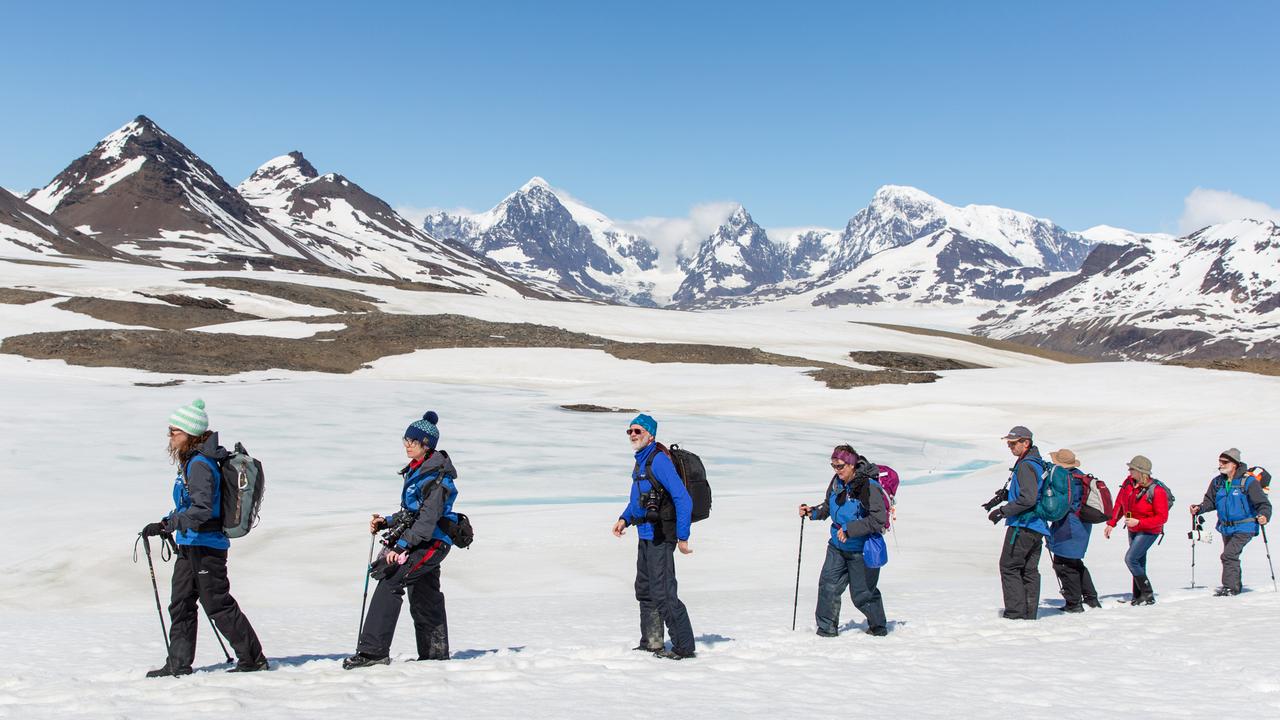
top-left (1, 259), bottom-right (1278, 719)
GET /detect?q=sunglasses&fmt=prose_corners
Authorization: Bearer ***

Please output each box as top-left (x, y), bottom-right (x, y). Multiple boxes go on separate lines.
top-left (626, 428), bottom-right (645, 437)
top-left (830, 462), bottom-right (848, 471)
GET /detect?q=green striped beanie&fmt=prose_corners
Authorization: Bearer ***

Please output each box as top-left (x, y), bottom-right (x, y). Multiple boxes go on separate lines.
top-left (169, 398), bottom-right (209, 436)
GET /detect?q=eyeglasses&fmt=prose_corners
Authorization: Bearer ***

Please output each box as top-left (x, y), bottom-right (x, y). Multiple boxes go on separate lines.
top-left (830, 462), bottom-right (848, 471)
top-left (402, 437), bottom-right (423, 446)
top-left (626, 428), bottom-right (645, 437)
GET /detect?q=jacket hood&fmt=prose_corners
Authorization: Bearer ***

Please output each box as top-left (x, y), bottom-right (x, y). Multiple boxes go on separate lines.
top-left (193, 432), bottom-right (229, 461)
top-left (403, 448), bottom-right (458, 479)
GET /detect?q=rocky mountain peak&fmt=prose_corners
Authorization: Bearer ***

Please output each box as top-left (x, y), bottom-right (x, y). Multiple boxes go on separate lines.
top-left (25, 116), bottom-right (314, 263)
top-left (672, 205), bottom-right (785, 306)
top-left (238, 152), bottom-right (320, 201)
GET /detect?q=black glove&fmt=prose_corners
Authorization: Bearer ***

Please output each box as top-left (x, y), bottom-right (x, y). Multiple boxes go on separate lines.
top-left (988, 507), bottom-right (1004, 525)
top-left (141, 521), bottom-right (167, 537)
top-left (981, 489), bottom-right (1009, 511)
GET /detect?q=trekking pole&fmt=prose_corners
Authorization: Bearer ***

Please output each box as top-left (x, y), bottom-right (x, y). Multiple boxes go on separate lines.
top-left (792, 515), bottom-right (805, 631)
top-left (1189, 518), bottom-right (1198, 589)
top-left (135, 534), bottom-right (170, 657)
top-left (1262, 525), bottom-right (1278, 592)
top-left (203, 607), bottom-right (233, 663)
top-left (358, 531), bottom-right (376, 640)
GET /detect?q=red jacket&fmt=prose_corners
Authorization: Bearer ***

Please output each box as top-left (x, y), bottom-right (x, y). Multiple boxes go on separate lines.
top-left (1109, 476), bottom-right (1170, 534)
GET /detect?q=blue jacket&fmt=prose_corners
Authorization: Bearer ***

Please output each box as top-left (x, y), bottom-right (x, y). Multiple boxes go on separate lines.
top-left (166, 433), bottom-right (230, 550)
top-left (387, 449), bottom-right (459, 548)
top-left (1048, 467), bottom-right (1093, 559)
top-left (1197, 468), bottom-right (1272, 536)
top-left (1003, 449), bottom-right (1050, 537)
top-left (808, 460), bottom-right (888, 553)
top-left (620, 442), bottom-right (692, 542)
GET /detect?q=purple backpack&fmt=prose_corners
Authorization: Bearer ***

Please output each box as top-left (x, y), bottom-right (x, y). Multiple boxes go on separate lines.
top-left (875, 465), bottom-right (900, 530)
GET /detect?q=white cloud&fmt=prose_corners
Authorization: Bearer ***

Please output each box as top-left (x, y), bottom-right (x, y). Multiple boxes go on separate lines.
top-left (617, 202), bottom-right (740, 270)
top-left (1179, 188), bottom-right (1280, 234)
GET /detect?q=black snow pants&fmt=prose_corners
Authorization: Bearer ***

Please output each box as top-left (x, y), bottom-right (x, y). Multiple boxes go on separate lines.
top-left (999, 527), bottom-right (1043, 619)
top-left (635, 539), bottom-right (694, 655)
top-left (1051, 555), bottom-right (1099, 609)
top-left (166, 545), bottom-right (265, 670)
top-left (358, 540), bottom-right (451, 660)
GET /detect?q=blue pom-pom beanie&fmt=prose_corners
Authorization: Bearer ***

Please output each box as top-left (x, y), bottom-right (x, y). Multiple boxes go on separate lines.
top-left (405, 410), bottom-right (441, 448)
top-left (628, 413), bottom-right (657, 437)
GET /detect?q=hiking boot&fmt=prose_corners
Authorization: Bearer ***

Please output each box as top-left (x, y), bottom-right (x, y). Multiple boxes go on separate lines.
top-left (653, 648), bottom-right (696, 660)
top-left (227, 658), bottom-right (270, 673)
top-left (145, 663), bottom-right (193, 678)
top-left (815, 629), bottom-right (838, 638)
top-left (342, 653), bottom-right (391, 670)
top-left (864, 626), bottom-right (888, 637)
top-left (1084, 598), bottom-right (1102, 609)
top-left (1062, 604), bottom-right (1085, 614)
top-left (1213, 586), bottom-right (1240, 597)
top-left (1131, 576), bottom-right (1155, 605)
top-left (632, 643), bottom-right (664, 652)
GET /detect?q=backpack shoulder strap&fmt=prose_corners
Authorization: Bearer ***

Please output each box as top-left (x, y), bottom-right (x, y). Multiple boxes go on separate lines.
top-left (180, 453), bottom-right (220, 491)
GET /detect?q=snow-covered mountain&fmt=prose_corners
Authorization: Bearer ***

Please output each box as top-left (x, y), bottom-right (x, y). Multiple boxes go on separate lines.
top-left (672, 206), bottom-right (786, 306)
top-left (0, 187), bottom-right (118, 260)
top-left (802, 226), bottom-right (1057, 308)
top-left (974, 219), bottom-right (1280, 360)
top-left (691, 186), bottom-right (1094, 309)
top-left (777, 227), bottom-right (842, 280)
top-left (237, 153), bottom-right (540, 297)
top-left (425, 178), bottom-right (675, 305)
top-left (26, 116), bottom-right (316, 267)
top-left (824, 185), bottom-right (1093, 278)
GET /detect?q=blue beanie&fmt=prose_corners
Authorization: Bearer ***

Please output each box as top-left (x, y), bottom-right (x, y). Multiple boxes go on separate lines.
top-left (405, 410), bottom-right (441, 449)
top-left (629, 413), bottom-right (657, 437)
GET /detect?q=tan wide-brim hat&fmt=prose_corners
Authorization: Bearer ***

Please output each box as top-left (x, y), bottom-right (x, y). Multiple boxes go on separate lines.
top-left (1050, 449), bottom-right (1080, 468)
top-left (1127, 455), bottom-right (1153, 475)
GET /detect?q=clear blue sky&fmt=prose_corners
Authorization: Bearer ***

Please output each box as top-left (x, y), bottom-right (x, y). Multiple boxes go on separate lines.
top-left (3, 0), bottom-right (1277, 233)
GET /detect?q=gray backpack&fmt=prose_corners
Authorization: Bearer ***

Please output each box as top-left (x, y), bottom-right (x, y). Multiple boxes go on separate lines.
top-left (218, 442), bottom-right (265, 539)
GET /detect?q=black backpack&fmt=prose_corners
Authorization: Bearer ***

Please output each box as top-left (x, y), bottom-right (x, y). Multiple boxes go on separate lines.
top-left (640, 442), bottom-right (712, 523)
top-left (437, 513), bottom-right (474, 549)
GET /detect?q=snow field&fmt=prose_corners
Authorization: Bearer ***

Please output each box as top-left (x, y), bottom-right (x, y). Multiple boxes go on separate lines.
top-left (1, 363), bottom-right (1278, 718)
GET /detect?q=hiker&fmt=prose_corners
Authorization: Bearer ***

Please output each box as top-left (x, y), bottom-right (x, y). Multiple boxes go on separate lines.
top-left (345, 411), bottom-right (458, 669)
top-left (612, 413), bottom-right (696, 660)
top-left (140, 399), bottom-right (268, 677)
top-left (983, 426), bottom-right (1050, 620)
top-left (1104, 455), bottom-right (1168, 605)
top-left (1044, 449), bottom-right (1100, 612)
top-left (799, 445), bottom-right (889, 637)
top-left (1190, 448), bottom-right (1272, 596)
